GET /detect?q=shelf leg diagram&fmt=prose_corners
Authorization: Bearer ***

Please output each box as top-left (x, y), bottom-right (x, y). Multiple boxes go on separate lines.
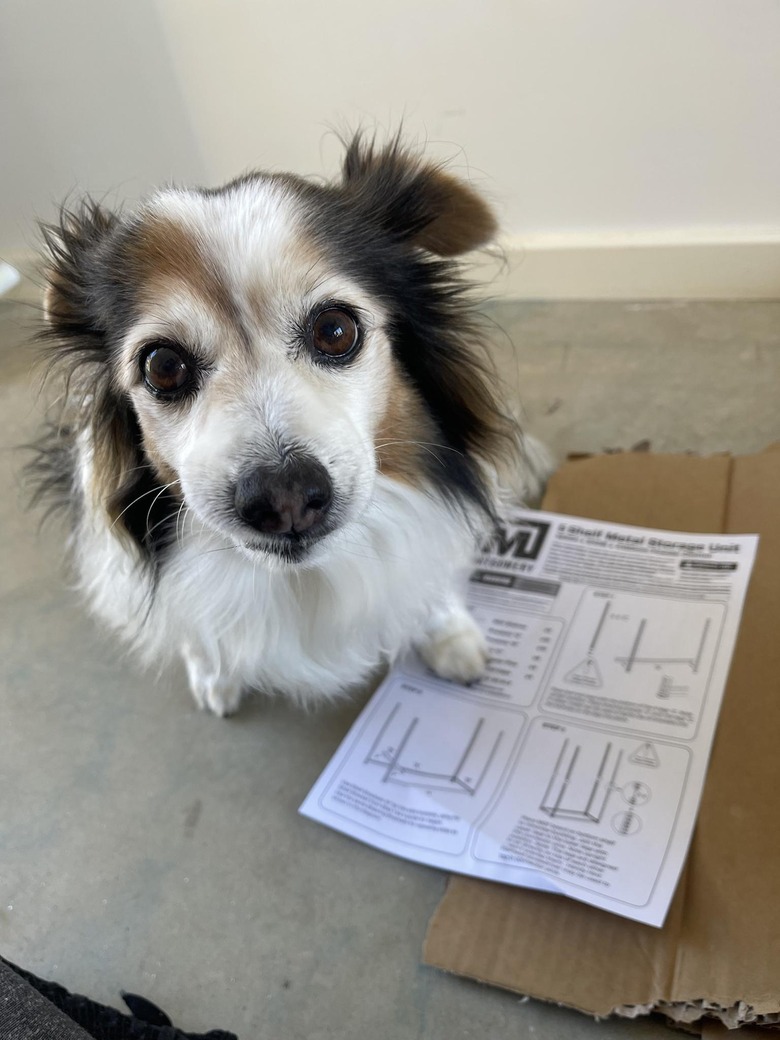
top-left (616, 617), bottom-right (712, 673)
top-left (364, 703), bottom-right (504, 795)
top-left (540, 739), bottom-right (623, 822)
top-left (565, 600), bottom-right (610, 688)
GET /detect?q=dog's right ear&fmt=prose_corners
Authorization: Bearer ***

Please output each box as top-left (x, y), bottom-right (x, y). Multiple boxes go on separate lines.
top-left (41, 200), bottom-right (119, 343)
top-left (340, 132), bottom-right (497, 257)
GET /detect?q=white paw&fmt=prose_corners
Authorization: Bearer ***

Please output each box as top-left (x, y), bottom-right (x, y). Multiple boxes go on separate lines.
top-left (189, 675), bottom-right (244, 717)
top-left (520, 433), bottom-right (556, 505)
top-left (182, 644), bottom-right (243, 717)
top-left (418, 618), bottom-right (488, 686)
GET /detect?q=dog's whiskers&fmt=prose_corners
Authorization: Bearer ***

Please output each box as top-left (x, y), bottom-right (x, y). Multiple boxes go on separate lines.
top-left (175, 499), bottom-right (188, 548)
top-left (193, 544), bottom-right (239, 559)
top-left (374, 439), bottom-right (465, 462)
top-left (109, 480), bottom-right (181, 531)
top-left (144, 481), bottom-right (182, 539)
top-left (145, 507), bottom-right (182, 542)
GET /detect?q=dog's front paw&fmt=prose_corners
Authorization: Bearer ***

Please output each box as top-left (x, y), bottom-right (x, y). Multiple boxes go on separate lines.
top-left (418, 615), bottom-right (488, 686)
top-left (182, 645), bottom-right (243, 717)
top-left (190, 675), bottom-right (244, 717)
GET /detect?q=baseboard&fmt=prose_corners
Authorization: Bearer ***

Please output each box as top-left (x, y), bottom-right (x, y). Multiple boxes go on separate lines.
top-left (473, 231), bottom-right (780, 300)
top-left (5, 233), bottom-right (780, 303)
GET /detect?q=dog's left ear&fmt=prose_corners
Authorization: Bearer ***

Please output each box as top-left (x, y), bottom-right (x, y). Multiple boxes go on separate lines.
top-left (341, 134), bottom-right (497, 257)
top-left (41, 200), bottom-right (119, 339)
top-left (39, 203), bottom-right (162, 554)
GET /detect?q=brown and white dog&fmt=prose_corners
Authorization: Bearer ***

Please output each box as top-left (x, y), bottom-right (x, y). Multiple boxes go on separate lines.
top-left (31, 134), bottom-right (549, 715)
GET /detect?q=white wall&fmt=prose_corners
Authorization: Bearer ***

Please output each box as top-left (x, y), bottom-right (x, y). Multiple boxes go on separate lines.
top-left (0, 0), bottom-right (205, 253)
top-left (154, 0), bottom-right (780, 239)
top-left (3, 0), bottom-right (780, 296)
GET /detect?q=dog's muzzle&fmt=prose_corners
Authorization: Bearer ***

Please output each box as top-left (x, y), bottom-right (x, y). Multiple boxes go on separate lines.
top-left (234, 455), bottom-right (333, 547)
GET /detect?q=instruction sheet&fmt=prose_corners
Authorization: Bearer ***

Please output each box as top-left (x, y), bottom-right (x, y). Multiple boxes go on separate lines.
top-left (300, 510), bottom-right (757, 926)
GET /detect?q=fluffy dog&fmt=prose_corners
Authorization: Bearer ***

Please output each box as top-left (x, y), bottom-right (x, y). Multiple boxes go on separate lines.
top-left (31, 134), bottom-right (549, 715)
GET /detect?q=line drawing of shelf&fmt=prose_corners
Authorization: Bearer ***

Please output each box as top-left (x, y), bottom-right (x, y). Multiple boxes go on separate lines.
top-left (540, 739), bottom-right (623, 822)
top-left (616, 617), bottom-right (712, 673)
top-left (364, 702), bottom-right (503, 795)
top-left (565, 600), bottom-right (610, 688)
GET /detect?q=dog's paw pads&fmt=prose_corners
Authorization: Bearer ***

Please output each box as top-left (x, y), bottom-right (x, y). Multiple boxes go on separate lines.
top-left (419, 623), bottom-right (488, 685)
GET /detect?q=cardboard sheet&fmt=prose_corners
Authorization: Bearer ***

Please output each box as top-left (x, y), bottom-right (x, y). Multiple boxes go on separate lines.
top-left (301, 510), bottom-right (756, 926)
top-left (423, 446), bottom-right (780, 1031)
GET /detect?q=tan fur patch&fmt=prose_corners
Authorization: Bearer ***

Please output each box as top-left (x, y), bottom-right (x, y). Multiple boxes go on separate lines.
top-left (415, 169), bottom-right (497, 257)
top-left (375, 365), bottom-right (439, 487)
top-left (87, 406), bottom-right (181, 548)
top-left (127, 215), bottom-right (236, 325)
top-left (88, 411), bottom-right (141, 524)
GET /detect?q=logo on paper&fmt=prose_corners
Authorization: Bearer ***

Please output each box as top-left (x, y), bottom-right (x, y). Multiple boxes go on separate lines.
top-left (484, 519), bottom-right (550, 561)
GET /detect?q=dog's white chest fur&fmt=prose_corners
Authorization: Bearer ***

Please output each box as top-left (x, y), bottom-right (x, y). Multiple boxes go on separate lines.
top-left (76, 467), bottom-right (485, 713)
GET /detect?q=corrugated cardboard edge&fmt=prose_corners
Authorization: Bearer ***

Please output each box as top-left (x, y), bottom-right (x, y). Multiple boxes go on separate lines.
top-left (423, 445), bottom-right (780, 1034)
top-left (607, 1001), bottom-right (777, 1032)
top-left (423, 926), bottom-right (780, 1033)
top-left (422, 879), bottom-right (780, 1032)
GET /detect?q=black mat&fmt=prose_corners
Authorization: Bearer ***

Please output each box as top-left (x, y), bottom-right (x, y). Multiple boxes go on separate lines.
top-left (0, 957), bottom-right (237, 1040)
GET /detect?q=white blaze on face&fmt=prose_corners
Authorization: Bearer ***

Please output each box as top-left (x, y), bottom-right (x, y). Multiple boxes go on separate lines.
top-left (114, 178), bottom-right (397, 547)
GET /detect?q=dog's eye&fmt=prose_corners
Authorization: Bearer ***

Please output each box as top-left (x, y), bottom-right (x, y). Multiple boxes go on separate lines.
top-left (142, 345), bottom-right (192, 396)
top-left (310, 308), bottom-right (360, 359)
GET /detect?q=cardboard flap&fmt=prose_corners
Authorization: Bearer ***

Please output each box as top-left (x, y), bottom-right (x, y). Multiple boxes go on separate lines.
top-left (425, 877), bottom-right (686, 1016)
top-left (542, 452), bottom-right (732, 532)
top-left (424, 448), bottom-right (780, 1029)
top-left (671, 449), bottom-right (780, 1012)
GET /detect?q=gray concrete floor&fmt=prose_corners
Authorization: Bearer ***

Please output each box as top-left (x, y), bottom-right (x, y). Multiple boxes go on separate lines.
top-left (1, 292), bottom-right (778, 1039)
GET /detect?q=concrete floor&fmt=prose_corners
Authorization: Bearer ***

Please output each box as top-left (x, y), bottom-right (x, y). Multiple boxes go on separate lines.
top-left (1, 292), bottom-right (778, 1039)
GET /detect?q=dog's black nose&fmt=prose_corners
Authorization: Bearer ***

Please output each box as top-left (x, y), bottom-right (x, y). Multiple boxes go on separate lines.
top-left (234, 456), bottom-right (333, 537)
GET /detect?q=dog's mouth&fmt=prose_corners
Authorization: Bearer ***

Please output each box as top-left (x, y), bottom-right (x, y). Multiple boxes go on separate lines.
top-left (239, 529), bottom-right (330, 565)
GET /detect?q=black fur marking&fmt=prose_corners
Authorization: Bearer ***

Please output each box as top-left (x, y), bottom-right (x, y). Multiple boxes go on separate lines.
top-left (102, 401), bottom-right (181, 559)
top-left (23, 421), bottom-right (77, 526)
top-left (297, 136), bottom-right (516, 519)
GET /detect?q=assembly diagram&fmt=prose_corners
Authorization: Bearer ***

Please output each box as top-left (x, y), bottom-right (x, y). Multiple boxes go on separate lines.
top-left (564, 600), bottom-right (609, 688)
top-left (616, 617), bottom-right (712, 674)
top-left (364, 702), bottom-right (504, 795)
top-left (540, 739), bottom-right (623, 823)
top-left (539, 737), bottom-right (652, 834)
top-left (611, 779), bottom-right (650, 835)
top-left (547, 590), bottom-right (725, 732)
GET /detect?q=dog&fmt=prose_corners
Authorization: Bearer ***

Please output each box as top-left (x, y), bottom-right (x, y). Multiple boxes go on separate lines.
top-left (30, 133), bottom-right (550, 716)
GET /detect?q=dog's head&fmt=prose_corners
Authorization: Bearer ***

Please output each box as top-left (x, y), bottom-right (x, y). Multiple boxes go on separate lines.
top-left (40, 135), bottom-right (514, 566)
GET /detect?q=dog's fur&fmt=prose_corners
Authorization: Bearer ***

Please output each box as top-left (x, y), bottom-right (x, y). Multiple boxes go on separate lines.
top-left (29, 134), bottom-right (549, 715)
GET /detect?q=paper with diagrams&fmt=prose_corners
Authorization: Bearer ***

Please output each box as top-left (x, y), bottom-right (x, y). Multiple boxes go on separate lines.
top-left (300, 511), bottom-right (757, 926)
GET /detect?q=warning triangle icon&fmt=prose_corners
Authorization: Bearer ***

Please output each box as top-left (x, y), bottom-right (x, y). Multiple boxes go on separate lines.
top-left (629, 742), bottom-right (660, 768)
